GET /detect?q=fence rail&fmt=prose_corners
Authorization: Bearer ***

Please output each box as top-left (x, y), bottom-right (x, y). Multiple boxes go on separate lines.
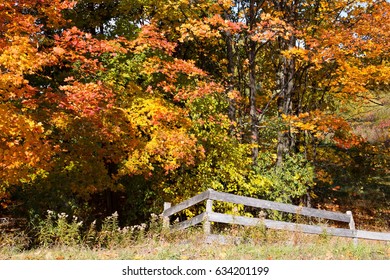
top-left (162, 189), bottom-right (390, 243)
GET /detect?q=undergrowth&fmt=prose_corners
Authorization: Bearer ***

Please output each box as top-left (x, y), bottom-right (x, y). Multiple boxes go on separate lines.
top-left (0, 211), bottom-right (389, 260)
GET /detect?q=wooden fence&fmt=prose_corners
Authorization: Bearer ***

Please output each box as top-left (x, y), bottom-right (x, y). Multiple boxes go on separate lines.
top-left (162, 189), bottom-right (390, 244)
top-left (0, 217), bottom-right (27, 232)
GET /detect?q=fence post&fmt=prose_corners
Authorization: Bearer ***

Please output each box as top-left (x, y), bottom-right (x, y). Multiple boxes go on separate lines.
top-left (163, 202), bottom-right (171, 229)
top-left (347, 211), bottom-right (358, 246)
top-left (204, 199), bottom-right (213, 235)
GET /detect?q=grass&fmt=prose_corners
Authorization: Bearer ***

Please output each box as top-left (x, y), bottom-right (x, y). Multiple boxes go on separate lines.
top-left (1, 225), bottom-right (389, 260)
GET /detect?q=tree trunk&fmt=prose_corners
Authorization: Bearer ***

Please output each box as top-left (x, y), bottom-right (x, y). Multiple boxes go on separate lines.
top-left (249, 42), bottom-right (259, 162)
top-left (276, 35), bottom-right (296, 166)
top-left (225, 28), bottom-right (236, 127)
top-left (249, 0), bottom-right (259, 163)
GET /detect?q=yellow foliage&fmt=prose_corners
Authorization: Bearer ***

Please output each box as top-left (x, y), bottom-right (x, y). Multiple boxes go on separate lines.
top-left (0, 104), bottom-right (53, 186)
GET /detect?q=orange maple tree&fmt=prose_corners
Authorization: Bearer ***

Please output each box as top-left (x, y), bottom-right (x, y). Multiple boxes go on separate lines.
top-left (0, 1), bottom-right (77, 203)
top-left (0, 0), bottom-right (126, 203)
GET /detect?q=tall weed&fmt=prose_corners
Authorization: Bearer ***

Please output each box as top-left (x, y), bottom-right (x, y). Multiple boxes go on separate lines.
top-left (34, 210), bottom-right (83, 247)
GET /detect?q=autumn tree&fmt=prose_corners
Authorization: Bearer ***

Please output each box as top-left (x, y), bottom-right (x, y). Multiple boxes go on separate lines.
top-left (0, 0), bottom-right (77, 206)
top-left (0, 0), bottom-right (138, 214)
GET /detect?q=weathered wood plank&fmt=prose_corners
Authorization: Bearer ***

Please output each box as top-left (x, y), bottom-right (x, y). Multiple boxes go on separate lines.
top-left (204, 199), bottom-right (213, 235)
top-left (208, 189), bottom-right (350, 223)
top-left (163, 202), bottom-right (172, 228)
top-left (208, 212), bottom-right (356, 238)
top-left (171, 212), bottom-right (206, 231)
top-left (356, 230), bottom-right (390, 241)
top-left (208, 212), bottom-right (262, 227)
top-left (264, 219), bottom-right (356, 238)
top-left (346, 211), bottom-right (358, 245)
top-left (163, 190), bottom-right (210, 217)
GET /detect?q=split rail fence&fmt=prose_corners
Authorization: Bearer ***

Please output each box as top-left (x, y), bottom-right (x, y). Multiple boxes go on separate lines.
top-left (162, 189), bottom-right (390, 244)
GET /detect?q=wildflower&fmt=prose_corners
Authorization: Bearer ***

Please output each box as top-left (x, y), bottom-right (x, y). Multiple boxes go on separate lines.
top-left (58, 212), bottom-right (68, 219)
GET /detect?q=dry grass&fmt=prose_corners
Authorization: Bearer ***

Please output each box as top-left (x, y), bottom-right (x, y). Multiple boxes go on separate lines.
top-left (1, 226), bottom-right (389, 260)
